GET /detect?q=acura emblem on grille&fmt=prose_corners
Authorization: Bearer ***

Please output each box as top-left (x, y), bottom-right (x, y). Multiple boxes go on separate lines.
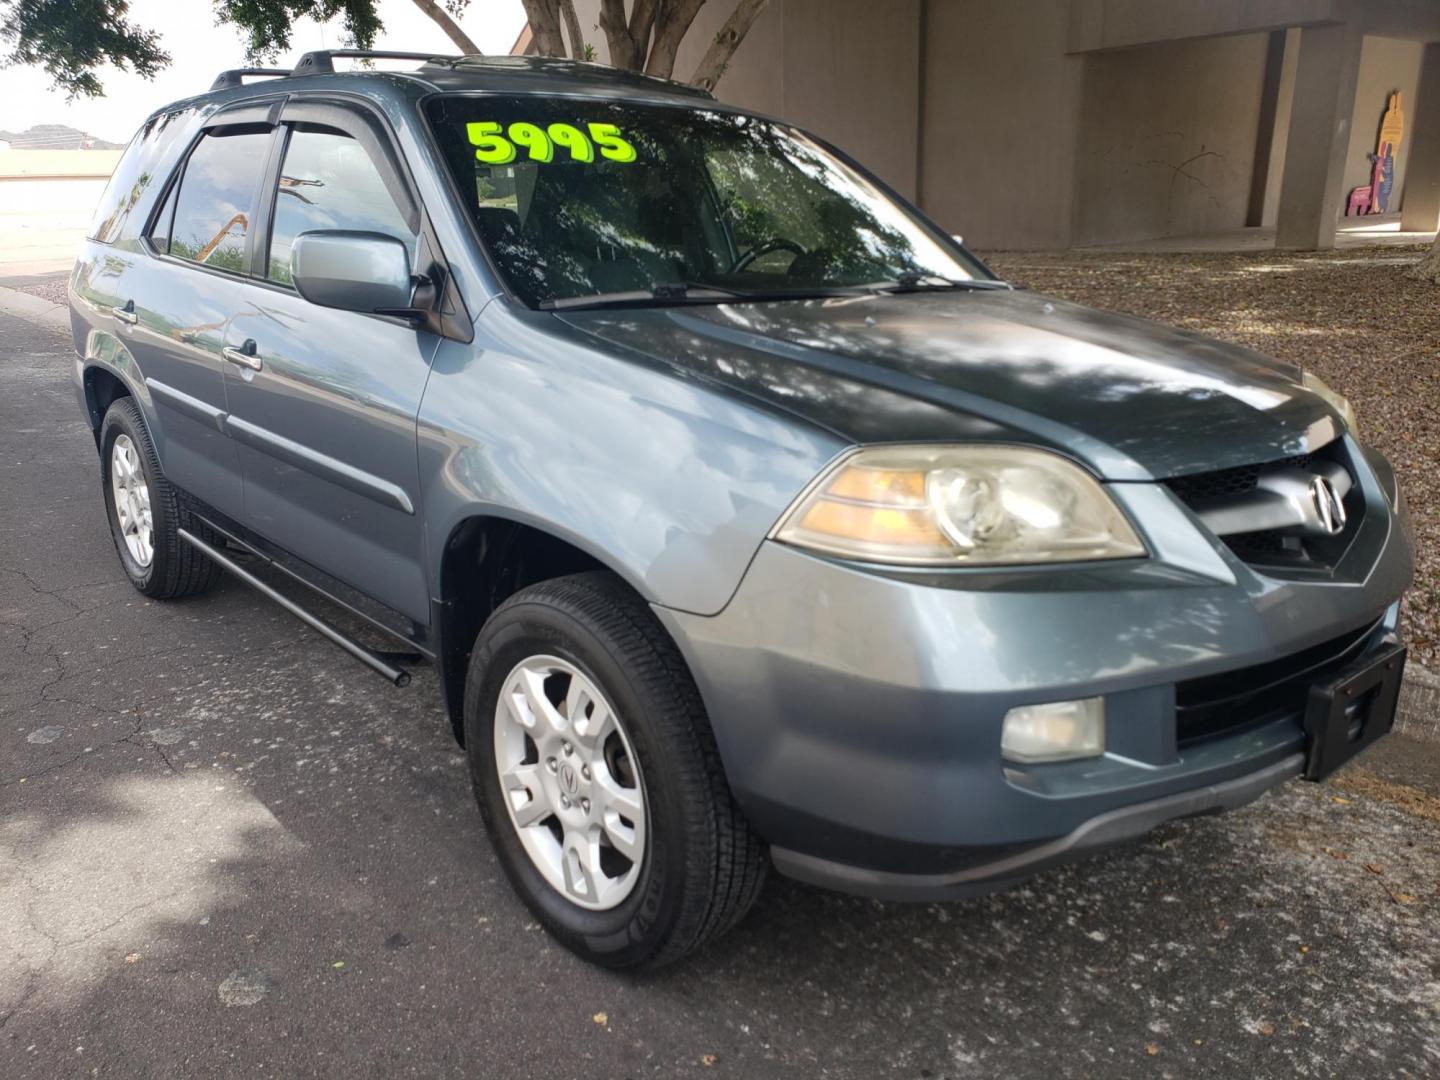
top-left (1309, 475), bottom-right (1347, 535)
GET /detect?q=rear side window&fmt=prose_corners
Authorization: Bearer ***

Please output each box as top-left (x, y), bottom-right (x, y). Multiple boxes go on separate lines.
top-left (266, 126), bottom-right (417, 286)
top-left (88, 110), bottom-right (193, 245)
top-left (167, 130), bottom-right (272, 273)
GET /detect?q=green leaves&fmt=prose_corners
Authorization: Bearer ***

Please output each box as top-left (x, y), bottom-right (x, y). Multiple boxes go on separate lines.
top-left (0, 0), bottom-right (170, 98)
top-left (214, 1), bottom-right (383, 62)
top-left (0, 0), bottom-right (388, 98)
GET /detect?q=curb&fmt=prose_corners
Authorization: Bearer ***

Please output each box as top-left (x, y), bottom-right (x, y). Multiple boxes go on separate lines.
top-left (1396, 661), bottom-right (1440, 742)
top-left (0, 283), bottom-right (71, 333)
top-left (0, 281), bottom-right (1434, 740)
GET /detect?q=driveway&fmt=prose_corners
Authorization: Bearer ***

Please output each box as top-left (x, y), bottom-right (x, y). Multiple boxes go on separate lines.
top-left (2, 305), bottom-right (1438, 1078)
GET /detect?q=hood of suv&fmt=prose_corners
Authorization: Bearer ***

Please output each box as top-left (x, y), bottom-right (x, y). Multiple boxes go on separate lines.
top-left (559, 289), bottom-right (1345, 481)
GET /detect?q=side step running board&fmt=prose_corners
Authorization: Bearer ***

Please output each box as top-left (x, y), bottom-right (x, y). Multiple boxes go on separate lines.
top-left (178, 528), bottom-right (412, 687)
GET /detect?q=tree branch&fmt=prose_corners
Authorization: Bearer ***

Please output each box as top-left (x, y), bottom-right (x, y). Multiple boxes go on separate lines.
top-left (690, 0), bottom-right (768, 91)
top-left (520, 0), bottom-right (567, 57)
top-left (645, 0), bottom-right (706, 80)
top-left (559, 0), bottom-right (586, 60)
top-left (410, 0), bottom-right (481, 54)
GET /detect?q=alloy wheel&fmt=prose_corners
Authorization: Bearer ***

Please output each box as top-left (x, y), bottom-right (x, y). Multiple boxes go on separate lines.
top-left (493, 655), bottom-right (648, 910)
top-left (110, 433), bottom-right (154, 568)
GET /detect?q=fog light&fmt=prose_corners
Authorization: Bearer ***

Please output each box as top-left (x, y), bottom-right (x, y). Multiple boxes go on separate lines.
top-left (1001, 697), bottom-right (1105, 763)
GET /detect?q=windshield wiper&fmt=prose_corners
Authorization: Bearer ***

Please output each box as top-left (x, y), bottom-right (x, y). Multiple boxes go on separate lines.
top-left (540, 282), bottom-right (763, 311)
top-left (863, 273), bottom-right (1013, 294)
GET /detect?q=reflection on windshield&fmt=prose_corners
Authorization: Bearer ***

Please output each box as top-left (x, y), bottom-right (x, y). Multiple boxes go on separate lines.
top-left (427, 98), bottom-right (988, 308)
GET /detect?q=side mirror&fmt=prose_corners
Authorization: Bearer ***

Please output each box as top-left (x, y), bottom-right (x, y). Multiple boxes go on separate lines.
top-left (290, 230), bottom-right (416, 316)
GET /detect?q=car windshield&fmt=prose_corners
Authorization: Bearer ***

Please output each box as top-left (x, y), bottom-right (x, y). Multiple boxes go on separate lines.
top-left (427, 96), bottom-right (992, 309)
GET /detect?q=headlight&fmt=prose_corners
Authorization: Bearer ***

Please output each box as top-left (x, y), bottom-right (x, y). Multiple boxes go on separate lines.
top-left (773, 444), bottom-right (1146, 566)
top-left (1302, 371), bottom-right (1359, 436)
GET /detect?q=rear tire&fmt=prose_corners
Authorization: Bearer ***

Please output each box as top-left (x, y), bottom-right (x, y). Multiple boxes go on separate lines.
top-left (464, 571), bottom-right (766, 969)
top-left (99, 398), bottom-right (220, 599)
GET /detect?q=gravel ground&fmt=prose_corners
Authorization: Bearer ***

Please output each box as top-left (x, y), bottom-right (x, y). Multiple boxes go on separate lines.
top-left (3, 272), bottom-right (67, 307)
top-left (987, 246), bottom-right (1439, 671)
top-left (8, 246), bottom-right (1436, 666)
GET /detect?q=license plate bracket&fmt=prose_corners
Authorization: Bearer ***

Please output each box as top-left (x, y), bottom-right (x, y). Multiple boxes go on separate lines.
top-left (1302, 642), bottom-right (1406, 781)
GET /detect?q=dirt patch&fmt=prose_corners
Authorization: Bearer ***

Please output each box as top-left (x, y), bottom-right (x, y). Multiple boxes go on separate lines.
top-left (1332, 766), bottom-right (1440, 826)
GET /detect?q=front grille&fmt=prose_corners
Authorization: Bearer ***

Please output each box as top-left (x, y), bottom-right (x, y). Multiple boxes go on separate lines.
top-left (1165, 453), bottom-right (1311, 504)
top-left (1175, 618), bottom-right (1380, 744)
top-left (1164, 441), bottom-right (1360, 570)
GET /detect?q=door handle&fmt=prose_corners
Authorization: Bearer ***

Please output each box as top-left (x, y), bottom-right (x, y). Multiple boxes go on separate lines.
top-left (112, 301), bottom-right (138, 325)
top-left (222, 339), bottom-right (263, 372)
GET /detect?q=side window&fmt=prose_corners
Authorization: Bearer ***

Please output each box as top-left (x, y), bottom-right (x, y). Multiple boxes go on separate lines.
top-left (168, 129), bottom-right (273, 273)
top-left (267, 126), bottom-right (417, 286)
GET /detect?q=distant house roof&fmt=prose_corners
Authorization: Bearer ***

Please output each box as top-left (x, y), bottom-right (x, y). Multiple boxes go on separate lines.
top-left (510, 23), bottom-right (534, 56)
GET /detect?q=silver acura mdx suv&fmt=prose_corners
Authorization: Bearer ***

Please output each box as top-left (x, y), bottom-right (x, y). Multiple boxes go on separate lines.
top-left (69, 52), bottom-right (1414, 967)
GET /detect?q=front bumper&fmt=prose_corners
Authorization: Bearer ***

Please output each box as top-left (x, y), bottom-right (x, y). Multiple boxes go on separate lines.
top-left (772, 752), bottom-right (1305, 900)
top-left (656, 439), bottom-right (1414, 900)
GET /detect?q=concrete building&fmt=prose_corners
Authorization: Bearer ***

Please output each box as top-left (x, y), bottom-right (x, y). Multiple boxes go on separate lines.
top-left (553, 0), bottom-right (1440, 250)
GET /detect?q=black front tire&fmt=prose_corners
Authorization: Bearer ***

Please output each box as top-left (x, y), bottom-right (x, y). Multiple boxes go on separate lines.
top-left (463, 572), bottom-right (766, 969)
top-left (99, 398), bottom-right (220, 600)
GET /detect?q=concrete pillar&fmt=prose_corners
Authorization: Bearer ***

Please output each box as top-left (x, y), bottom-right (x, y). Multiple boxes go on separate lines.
top-left (1401, 43), bottom-right (1440, 233)
top-left (1275, 25), bottom-right (1364, 250)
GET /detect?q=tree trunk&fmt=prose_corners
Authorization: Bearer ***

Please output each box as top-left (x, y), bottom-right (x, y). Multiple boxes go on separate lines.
top-left (690, 0), bottom-right (768, 91)
top-left (598, 0), bottom-right (641, 69)
top-left (560, 0), bottom-right (766, 89)
top-left (559, 0), bottom-right (586, 60)
top-left (644, 0), bottom-right (706, 80)
top-left (410, 0), bottom-right (481, 55)
top-left (520, 0), bottom-right (568, 57)
top-left (1415, 232), bottom-right (1440, 284)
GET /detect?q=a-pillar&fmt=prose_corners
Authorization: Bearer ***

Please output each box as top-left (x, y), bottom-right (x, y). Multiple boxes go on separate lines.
top-left (1275, 25), bottom-right (1364, 250)
top-left (1401, 42), bottom-right (1440, 234)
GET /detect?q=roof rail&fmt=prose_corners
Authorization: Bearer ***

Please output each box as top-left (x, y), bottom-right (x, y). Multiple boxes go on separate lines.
top-left (210, 68), bottom-right (291, 91)
top-left (291, 49), bottom-right (460, 76)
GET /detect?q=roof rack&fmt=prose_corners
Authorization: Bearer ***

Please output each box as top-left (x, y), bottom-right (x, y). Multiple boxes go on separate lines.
top-left (210, 67), bottom-right (292, 91)
top-left (291, 49), bottom-right (460, 76)
top-left (444, 55), bottom-right (715, 100)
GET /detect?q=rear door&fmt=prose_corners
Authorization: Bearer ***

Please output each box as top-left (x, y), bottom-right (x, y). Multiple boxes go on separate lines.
top-left (219, 99), bottom-right (439, 629)
top-left (114, 109), bottom-right (281, 519)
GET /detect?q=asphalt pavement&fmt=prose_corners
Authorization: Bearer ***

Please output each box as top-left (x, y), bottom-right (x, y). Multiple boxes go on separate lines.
top-left (2, 306), bottom-right (1438, 1078)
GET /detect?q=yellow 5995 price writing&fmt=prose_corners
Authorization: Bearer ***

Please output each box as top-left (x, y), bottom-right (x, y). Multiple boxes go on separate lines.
top-left (466, 121), bottom-right (638, 165)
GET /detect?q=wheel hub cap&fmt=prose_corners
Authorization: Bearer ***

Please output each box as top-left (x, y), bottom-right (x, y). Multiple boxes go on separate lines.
top-left (493, 655), bottom-right (647, 911)
top-left (110, 434), bottom-right (153, 568)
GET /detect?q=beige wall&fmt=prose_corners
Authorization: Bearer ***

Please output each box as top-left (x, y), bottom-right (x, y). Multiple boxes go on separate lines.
top-left (1073, 33), bottom-right (1271, 246)
top-left (0, 149), bottom-right (122, 179)
top-left (1341, 35), bottom-right (1426, 212)
top-left (1067, 0), bottom-right (1344, 52)
top-left (918, 0), bottom-right (1082, 249)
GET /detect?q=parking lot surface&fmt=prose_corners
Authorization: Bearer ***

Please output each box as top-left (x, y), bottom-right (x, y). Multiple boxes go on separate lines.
top-left (2, 306), bottom-right (1438, 1078)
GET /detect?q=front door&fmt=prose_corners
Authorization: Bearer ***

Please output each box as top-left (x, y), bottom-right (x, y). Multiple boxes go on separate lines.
top-left (220, 104), bottom-right (438, 628)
